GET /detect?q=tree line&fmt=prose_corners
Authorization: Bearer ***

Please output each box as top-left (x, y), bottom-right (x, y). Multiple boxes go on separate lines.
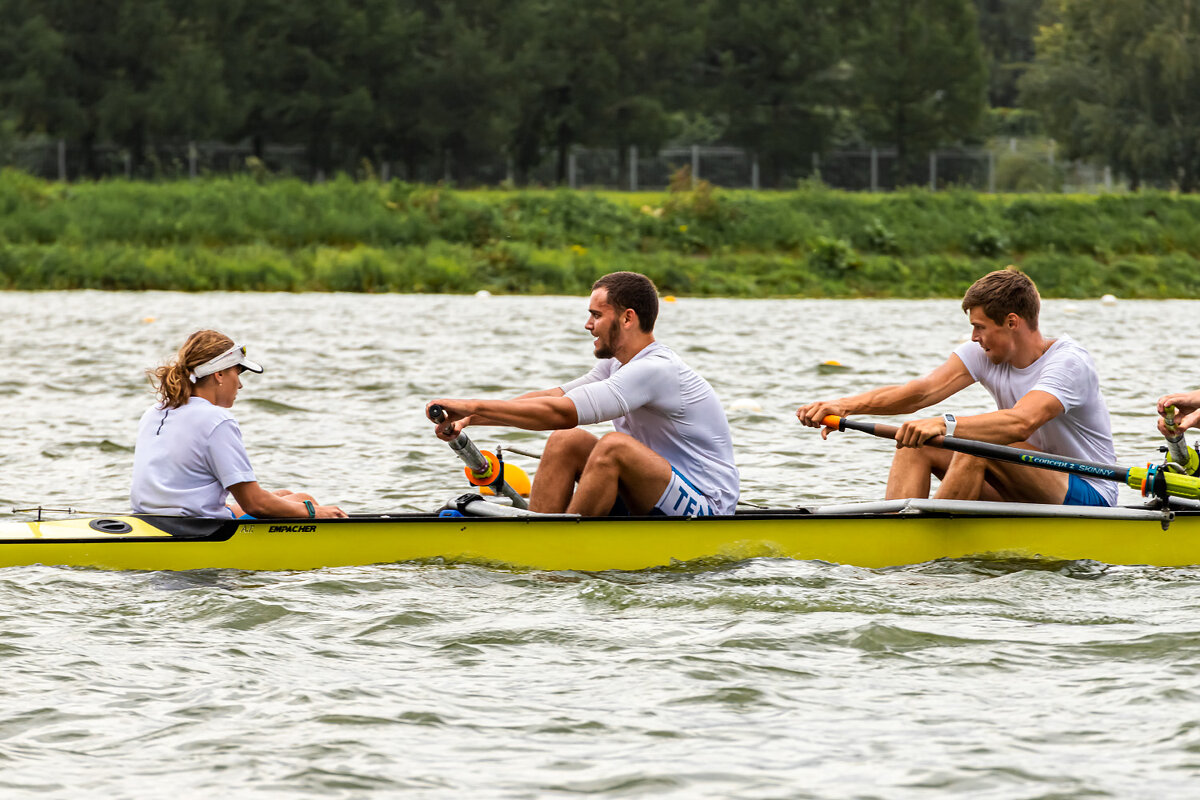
top-left (1, 0), bottom-right (1196, 190)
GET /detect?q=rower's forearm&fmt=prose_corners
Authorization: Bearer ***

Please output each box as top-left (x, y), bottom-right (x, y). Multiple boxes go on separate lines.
top-left (467, 397), bottom-right (578, 431)
top-left (954, 410), bottom-right (1037, 445)
top-left (240, 489), bottom-right (308, 518)
top-left (513, 388), bottom-right (565, 401)
top-left (842, 384), bottom-right (928, 416)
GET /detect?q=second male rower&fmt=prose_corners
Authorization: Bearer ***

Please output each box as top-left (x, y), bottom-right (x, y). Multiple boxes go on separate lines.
top-left (428, 271), bottom-right (740, 516)
top-left (797, 268), bottom-right (1116, 507)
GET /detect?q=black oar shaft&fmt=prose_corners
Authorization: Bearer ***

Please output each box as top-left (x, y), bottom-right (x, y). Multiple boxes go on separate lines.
top-left (820, 414), bottom-right (1200, 501)
top-left (832, 416), bottom-right (1129, 483)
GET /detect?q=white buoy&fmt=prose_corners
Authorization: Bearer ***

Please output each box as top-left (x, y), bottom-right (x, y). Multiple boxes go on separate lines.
top-left (475, 289), bottom-right (492, 298)
top-left (1063, 304), bottom-right (1078, 314)
top-left (1100, 294), bottom-right (1117, 306)
top-left (727, 398), bottom-right (763, 413)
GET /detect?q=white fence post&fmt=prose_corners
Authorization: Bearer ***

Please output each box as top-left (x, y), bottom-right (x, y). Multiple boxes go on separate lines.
top-left (751, 155), bottom-right (759, 190)
top-left (870, 148), bottom-right (878, 192)
top-left (57, 139), bottom-right (67, 181)
top-left (988, 150), bottom-right (996, 193)
top-left (629, 145), bottom-right (637, 192)
top-left (568, 152), bottom-right (577, 189)
top-left (929, 151), bottom-right (937, 190)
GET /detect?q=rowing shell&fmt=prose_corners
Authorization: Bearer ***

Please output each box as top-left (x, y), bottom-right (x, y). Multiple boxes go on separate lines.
top-left (1, 499), bottom-right (1198, 572)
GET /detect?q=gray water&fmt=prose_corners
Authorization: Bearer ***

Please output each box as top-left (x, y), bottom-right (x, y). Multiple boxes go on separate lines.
top-left (2, 291), bottom-right (1200, 798)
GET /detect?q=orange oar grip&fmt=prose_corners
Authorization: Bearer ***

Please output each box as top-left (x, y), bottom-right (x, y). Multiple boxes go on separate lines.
top-left (822, 415), bottom-right (843, 428)
top-left (465, 449), bottom-right (501, 486)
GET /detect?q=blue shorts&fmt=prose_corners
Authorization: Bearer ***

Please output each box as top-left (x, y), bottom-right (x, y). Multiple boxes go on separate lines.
top-left (1063, 474), bottom-right (1109, 507)
top-left (654, 468), bottom-right (716, 517)
top-left (226, 507), bottom-right (256, 520)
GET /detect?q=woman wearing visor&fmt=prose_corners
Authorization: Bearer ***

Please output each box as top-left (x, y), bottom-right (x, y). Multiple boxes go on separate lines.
top-left (131, 329), bottom-right (346, 519)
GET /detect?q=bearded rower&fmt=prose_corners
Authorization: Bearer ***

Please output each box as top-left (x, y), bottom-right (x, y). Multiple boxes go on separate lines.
top-left (427, 271), bottom-right (739, 517)
top-left (797, 267), bottom-right (1117, 507)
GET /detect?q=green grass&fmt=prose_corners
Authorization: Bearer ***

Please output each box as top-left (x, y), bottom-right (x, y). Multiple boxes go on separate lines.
top-left (3, 169), bottom-right (1200, 296)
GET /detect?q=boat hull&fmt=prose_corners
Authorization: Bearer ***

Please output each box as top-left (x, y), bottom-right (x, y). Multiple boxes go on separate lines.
top-left (0, 506), bottom-right (1197, 572)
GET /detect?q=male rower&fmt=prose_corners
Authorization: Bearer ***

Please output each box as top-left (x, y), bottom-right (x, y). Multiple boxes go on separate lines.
top-left (797, 267), bottom-right (1117, 506)
top-left (427, 271), bottom-right (739, 516)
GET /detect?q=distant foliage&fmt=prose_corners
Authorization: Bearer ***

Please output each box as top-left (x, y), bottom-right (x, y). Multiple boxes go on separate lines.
top-left (0, 0), bottom-right (992, 184)
top-left (4, 172), bottom-right (1200, 296)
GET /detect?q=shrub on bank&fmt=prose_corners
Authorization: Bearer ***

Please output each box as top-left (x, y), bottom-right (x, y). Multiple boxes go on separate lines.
top-left (3, 169), bottom-right (1200, 296)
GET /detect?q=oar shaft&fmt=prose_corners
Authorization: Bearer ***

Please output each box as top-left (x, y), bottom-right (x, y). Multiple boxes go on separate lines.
top-left (429, 404), bottom-right (529, 509)
top-left (821, 414), bottom-right (1200, 500)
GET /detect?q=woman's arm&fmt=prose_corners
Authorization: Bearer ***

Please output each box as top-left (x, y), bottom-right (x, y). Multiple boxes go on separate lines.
top-left (227, 481), bottom-right (346, 518)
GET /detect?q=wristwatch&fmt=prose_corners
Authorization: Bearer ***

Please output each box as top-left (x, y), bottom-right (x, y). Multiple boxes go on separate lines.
top-left (943, 413), bottom-right (957, 437)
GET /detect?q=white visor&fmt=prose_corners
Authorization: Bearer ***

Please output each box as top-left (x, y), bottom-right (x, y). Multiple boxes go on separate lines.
top-left (189, 344), bottom-right (264, 383)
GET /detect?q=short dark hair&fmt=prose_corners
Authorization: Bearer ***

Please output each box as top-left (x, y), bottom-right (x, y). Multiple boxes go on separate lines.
top-left (593, 272), bottom-right (658, 332)
top-left (961, 267), bottom-right (1040, 330)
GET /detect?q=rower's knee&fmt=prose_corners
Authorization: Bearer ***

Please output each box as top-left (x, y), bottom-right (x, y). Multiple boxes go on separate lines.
top-left (589, 432), bottom-right (637, 464)
top-left (947, 451), bottom-right (987, 475)
top-left (890, 445), bottom-right (932, 470)
top-left (543, 428), bottom-right (598, 465)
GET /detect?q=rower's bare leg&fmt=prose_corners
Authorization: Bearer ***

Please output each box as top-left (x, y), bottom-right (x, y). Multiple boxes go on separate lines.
top-left (885, 446), bottom-right (954, 500)
top-left (941, 443), bottom-right (1069, 504)
top-left (529, 428), bottom-right (598, 513)
top-left (567, 432), bottom-right (672, 517)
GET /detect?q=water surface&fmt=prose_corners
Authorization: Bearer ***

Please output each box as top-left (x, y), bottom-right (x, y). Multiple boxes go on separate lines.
top-left (2, 292), bottom-right (1199, 797)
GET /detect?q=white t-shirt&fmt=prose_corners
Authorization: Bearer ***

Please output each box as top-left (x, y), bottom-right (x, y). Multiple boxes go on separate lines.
top-left (953, 335), bottom-right (1117, 504)
top-left (130, 397), bottom-right (257, 517)
top-left (560, 342), bottom-right (740, 514)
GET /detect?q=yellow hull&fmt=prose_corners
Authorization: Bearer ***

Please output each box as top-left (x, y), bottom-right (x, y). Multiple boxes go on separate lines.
top-left (0, 506), bottom-right (1198, 572)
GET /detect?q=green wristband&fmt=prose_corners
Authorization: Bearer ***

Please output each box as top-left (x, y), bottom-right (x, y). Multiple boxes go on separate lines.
top-left (303, 500), bottom-right (315, 518)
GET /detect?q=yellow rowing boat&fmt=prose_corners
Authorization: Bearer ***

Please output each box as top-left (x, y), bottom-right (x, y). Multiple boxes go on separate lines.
top-left (1, 499), bottom-right (1197, 572)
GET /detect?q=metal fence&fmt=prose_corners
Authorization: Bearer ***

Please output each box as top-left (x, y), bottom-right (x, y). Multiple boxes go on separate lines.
top-left (3, 137), bottom-right (1118, 193)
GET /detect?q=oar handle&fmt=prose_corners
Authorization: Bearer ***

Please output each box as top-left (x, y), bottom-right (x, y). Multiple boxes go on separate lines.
top-left (1162, 405), bottom-right (1200, 475)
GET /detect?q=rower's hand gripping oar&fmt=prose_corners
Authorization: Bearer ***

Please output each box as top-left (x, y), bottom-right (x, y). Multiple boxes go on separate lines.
top-left (428, 404), bottom-right (529, 509)
top-left (822, 414), bottom-right (1200, 502)
top-left (1161, 405), bottom-right (1200, 476)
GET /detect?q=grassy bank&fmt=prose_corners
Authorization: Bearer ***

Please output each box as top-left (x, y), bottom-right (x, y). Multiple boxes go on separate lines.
top-left (3, 169), bottom-right (1200, 297)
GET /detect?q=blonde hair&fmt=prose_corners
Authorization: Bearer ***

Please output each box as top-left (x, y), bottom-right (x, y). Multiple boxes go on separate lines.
top-left (147, 330), bottom-right (235, 409)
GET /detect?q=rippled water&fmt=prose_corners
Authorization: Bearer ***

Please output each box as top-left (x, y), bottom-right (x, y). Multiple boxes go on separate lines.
top-left (3, 291), bottom-right (1200, 797)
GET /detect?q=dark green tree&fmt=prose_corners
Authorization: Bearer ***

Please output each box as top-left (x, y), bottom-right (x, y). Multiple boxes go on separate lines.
top-left (409, 0), bottom-right (519, 183)
top-left (1021, 0), bottom-right (1200, 190)
top-left (973, 0), bottom-right (1042, 107)
top-left (0, 0), bottom-right (229, 176)
top-left (850, 0), bottom-right (988, 184)
top-left (702, 0), bottom-right (852, 186)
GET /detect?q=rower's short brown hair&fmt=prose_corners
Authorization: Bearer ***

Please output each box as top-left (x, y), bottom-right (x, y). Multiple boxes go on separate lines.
top-left (593, 271), bottom-right (658, 332)
top-left (961, 267), bottom-right (1040, 330)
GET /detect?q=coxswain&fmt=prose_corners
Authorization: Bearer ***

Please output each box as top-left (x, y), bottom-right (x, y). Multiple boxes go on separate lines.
top-left (131, 330), bottom-right (346, 519)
